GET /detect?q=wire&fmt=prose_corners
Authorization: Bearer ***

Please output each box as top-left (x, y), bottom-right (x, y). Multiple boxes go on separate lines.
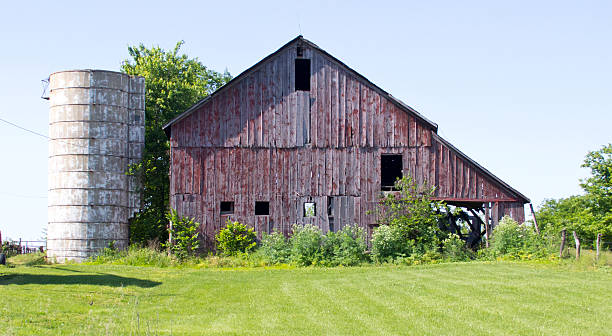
top-left (0, 117), bottom-right (49, 139)
top-left (0, 116), bottom-right (129, 156)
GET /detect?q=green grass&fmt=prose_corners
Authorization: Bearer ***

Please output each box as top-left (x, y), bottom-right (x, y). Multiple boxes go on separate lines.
top-left (1, 261), bottom-right (610, 336)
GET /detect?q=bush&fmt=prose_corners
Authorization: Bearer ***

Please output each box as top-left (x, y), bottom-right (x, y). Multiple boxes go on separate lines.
top-left (374, 176), bottom-right (445, 258)
top-left (371, 225), bottom-right (411, 262)
top-left (216, 220), bottom-right (257, 256)
top-left (289, 224), bottom-right (324, 266)
top-left (442, 234), bottom-right (473, 261)
top-left (487, 216), bottom-right (555, 259)
top-left (259, 231), bottom-right (291, 264)
top-left (164, 209), bottom-right (200, 259)
top-left (321, 225), bottom-right (368, 266)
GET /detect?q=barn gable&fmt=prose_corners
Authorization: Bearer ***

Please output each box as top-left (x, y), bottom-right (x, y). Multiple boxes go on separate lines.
top-left (164, 36), bottom-right (529, 247)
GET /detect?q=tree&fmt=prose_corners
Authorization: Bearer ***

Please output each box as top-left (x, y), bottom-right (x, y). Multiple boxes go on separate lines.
top-left (581, 143), bottom-right (612, 216)
top-left (537, 144), bottom-right (612, 246)
top-left (122, 41), bottom-right (231, 244)
top-left (373, 176), bottom-right (446, 257)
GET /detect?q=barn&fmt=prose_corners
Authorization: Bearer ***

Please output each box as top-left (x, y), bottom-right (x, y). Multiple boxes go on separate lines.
top-left (163, 36), bottom-right (530, 248)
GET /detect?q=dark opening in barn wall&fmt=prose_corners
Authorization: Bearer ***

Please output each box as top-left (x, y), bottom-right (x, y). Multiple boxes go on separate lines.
top-left (295, 59), bottom-right (310, 91)
top-left (327, 196), bottom-right (334, 232)
top-left (220, 201), bottom-right (234, 215)
top-left (255, 201), bottom-right (270, 216)
top-left (381, 154), bottom-right (403, 190)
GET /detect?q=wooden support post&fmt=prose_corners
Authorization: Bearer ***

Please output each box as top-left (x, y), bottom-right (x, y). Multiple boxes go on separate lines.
top-left (596, 233), bottom-right (602, 261)
top-left (559, 229), bottom-right (566, 258)
top-left (572, 231), bottom-right (580, 260)
top-left (492, 202), bottom-right (499, 229)
top-left (484, 203), bottom-right (490, 248)
top-left (529, 203), bottom-right (540, 234)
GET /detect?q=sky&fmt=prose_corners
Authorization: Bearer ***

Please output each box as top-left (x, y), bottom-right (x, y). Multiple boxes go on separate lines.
top-left (0, 0), bottom-right (610, 241)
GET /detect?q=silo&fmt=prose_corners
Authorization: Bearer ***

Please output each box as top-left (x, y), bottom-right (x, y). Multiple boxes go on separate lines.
top-left (47, 70), bottom-right (145, 262)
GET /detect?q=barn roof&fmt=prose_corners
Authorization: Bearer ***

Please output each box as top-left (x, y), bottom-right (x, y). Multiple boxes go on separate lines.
top-left (163, 36), bottom-right (530, 204)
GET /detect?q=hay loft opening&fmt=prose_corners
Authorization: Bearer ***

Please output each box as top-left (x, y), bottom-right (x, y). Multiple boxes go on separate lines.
top-left (381, 154), bottom-right (403, 190)
top-left (295, 59), bottom-right (310, 91)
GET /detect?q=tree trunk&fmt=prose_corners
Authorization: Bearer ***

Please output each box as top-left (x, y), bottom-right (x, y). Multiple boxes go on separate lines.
top-left (572, 231), bottom-right (580, 260)
top-left (559, 229), bottom-right (566, 258)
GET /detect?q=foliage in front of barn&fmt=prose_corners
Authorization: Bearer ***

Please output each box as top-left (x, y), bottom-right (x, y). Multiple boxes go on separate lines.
top-left (164, 209), bottom-right (200, 259)
top-left (483, 216), bottom-right (556, 260)
top-left (257, 224), bottom-right (368, 266)
top-left (215, 220), bottom-right (257, 256)
top-left (371, 176), bottom-right (447, 262)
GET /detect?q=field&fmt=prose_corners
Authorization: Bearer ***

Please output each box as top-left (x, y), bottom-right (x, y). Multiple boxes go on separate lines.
top-left (0, 260), bottom-right (610, 336)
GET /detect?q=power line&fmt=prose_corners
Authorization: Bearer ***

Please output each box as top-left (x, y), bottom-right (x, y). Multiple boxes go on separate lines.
top-left (0, 117), bottom-right (49, 139)
top-left (0, 116), bottom-right (117, 156)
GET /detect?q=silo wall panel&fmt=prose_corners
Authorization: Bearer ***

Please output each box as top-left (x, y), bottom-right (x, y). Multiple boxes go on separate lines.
top-left (47, 69), bottom-right (144, 263)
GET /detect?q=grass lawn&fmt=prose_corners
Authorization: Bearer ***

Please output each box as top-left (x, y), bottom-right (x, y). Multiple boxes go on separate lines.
top-left (0, 261), bottom-right (610, 335)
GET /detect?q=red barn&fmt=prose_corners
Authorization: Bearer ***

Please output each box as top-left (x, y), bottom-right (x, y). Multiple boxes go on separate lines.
top-left (163, 36), bottom-right (529, 247)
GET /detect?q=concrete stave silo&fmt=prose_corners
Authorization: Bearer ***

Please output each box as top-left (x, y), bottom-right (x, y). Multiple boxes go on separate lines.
top-left (47, 70), bottom-right (145, 262)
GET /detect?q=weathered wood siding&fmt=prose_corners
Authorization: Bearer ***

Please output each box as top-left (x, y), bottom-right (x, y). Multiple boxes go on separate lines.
top-left (169, 40), bottom-right (526, 246)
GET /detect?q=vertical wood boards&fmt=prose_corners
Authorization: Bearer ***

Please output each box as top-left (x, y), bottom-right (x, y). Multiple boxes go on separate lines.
top-left (167, 42), bottom-right (527, 245)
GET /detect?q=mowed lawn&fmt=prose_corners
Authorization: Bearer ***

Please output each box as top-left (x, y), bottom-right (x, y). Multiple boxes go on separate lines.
top-left (0, 262), bottom-right (610, 335)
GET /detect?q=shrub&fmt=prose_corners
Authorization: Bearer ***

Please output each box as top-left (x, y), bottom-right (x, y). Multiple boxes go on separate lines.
top-left (371, 225), bottom-right (411, 262)
top-left (321, 225), bottom-right (368, 266)
top-left (487, 216), bottom-right (556, 259)
top-left (259, 231), bottom-right (291, 264)
top-left (216, 220), bottom-right (257, 256)
top-left (164, 209), bottom-right (200, 259)
top-left (374, 176), bottom-right (446, 257)
top-left (442, 234), bottom-right (473, 261)
top-left (289, 224), bottom-right (324, 266)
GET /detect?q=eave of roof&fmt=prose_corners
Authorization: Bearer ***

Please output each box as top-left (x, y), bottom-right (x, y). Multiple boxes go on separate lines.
top-left (163, 35), bottom-right (438, 136)
top-left (431, 132), bottom-right (530, 204)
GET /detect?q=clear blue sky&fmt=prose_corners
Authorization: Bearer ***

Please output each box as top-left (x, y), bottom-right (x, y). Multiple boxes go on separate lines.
top-left (1, 1), bottom-right (610, 240)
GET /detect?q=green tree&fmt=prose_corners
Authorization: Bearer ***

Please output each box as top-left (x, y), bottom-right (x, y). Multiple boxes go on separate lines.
top-left (581, 144), bottom-right (612, 216)
top-left (537, 144), bottom-right (612, 246)
top-left (373, 176), bottom-right (446, 256)
top-left (122, 41), bottom-right (231, 244)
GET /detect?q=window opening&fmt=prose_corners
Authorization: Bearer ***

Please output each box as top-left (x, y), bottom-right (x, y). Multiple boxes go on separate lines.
top-left (381, 154), bottom-right (403, 191)
top-left (255, 201), bottom-right (270, 216)
top-left (220, 201), bottom-right (234, 215)
top-left (295, 59), bottom-right (310, 91)
top-left (303, 202), bottom-right (316, 217)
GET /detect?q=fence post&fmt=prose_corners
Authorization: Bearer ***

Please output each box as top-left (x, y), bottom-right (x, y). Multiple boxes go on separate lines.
top-left (529, 204), bottom-right (540, 235)
top-left (559, 229), bottom-right (566, 258)
top-left (596, 233), bottom-right (602, 261)
top-left (572, 231), bottom-right (580, 260)
top-left (19, 238), bottom-right (22, 255)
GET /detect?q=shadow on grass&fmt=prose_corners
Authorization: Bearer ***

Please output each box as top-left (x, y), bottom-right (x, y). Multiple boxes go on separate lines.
top-left (0, 272), bottom-right (161, 288)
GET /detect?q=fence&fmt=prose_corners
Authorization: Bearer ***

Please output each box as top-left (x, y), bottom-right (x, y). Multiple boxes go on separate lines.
top-left (0, 230), bottom-right (46, 257)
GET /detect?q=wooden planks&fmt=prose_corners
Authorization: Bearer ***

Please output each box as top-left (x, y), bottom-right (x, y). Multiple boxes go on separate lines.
top-left (166, 41), bottom-right (527, 247)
